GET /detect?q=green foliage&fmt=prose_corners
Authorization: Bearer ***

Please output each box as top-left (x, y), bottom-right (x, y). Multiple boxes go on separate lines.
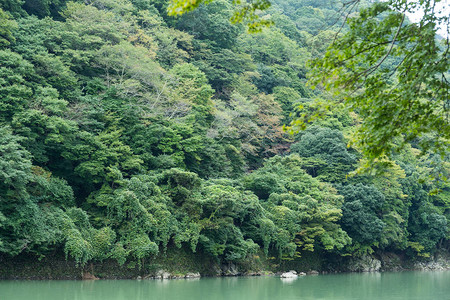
top-left (272, 86), bottom-right (302, 124)
top-left (244, 155), bottom-right (351, 257)
top-left (290, 126), bottom-right (357, 182)
top-left (175, 0), bottom-right (241, 49)
top-left (160, 168), bottom-right (201, 204)
top-left (338, 184), bottom-right (385, 251)
top-left (408, 203), bottom-right (447, 255)
top-left (0, 8), bottom-right (17, 47)
top-left (308, 0), bottom-right (450, 166)
top-left (0, 50), bottom-right (33, 121)
top-left (169, 63), bottom-right (214, 125)
top-left (168, 0), bottom-right (272, 33)
top-left (0, 126), bottom-right (32, 193)
top-left (0, 0), bottom-right (448, 268)
top-left (238, 27), bottom-right (309, 95)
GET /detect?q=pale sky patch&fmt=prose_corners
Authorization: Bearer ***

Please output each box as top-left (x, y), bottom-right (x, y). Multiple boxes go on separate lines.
top-left (405, 0), bottom-right (449, 38)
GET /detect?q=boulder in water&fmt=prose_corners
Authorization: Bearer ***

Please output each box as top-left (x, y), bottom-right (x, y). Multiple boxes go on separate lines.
top-left (280, 271), bottom-right (298, 278)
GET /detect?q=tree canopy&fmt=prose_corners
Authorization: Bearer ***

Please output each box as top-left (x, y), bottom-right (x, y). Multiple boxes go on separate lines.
top-left (169, 0), bottom-right (449, 172)
top-left (0, 0), bottom-right (448, 269)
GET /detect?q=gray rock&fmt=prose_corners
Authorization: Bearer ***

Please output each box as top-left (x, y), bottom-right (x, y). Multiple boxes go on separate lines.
top-left (222, 263), bottom-right (240, 276)
top-left (212, 265), bottom-right (222, 276)
top-left (155, 270), bottom-right (171, 279)
top-left (244, 271), bottom-right (261, 276)
top-left (414, 256), bottom-right (450, 271)
top-left (348, 255), bottom-right (381, 272)
top-left (280, 271), bottom-right (298, 278)
top-left (185, 272), bottom-right (201, 278)
top-left (308, 270), bottom-right (319, 275)
top-left (379, 252), bottom-right (403, 271)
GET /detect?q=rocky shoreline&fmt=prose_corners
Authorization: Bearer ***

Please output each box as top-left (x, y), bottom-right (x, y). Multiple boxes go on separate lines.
top-left (346, 251), bottom-right (450, 273)
top-left (1, 250), bottom-right (449, 280)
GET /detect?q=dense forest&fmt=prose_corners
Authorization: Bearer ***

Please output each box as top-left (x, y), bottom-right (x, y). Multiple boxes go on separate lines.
top-left (0, 0), bottom-right (448, 270)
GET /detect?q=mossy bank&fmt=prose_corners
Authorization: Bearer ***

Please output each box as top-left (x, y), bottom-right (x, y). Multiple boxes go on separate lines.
top-left (2, 248), bottom-right (450, 280)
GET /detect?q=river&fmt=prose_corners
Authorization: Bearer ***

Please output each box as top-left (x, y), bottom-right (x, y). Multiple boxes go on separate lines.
top-left (1, 271), bottom-right (449, 300)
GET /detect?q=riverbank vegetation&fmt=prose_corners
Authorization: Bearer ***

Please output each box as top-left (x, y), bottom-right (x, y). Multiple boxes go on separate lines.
top-left (0, 0), bottom-right (448, 270)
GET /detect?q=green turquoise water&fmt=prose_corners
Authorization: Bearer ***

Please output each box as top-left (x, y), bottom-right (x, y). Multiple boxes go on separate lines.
top-left (1, 271), bottom-right (449, 300)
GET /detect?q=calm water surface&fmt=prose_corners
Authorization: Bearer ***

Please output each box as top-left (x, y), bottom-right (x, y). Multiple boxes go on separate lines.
top-left (1, 271), bottom-right (449, 300)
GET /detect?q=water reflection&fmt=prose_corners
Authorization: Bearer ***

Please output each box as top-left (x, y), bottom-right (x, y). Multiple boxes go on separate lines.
top-left (1, 271), bottom-right (449, 300)
top-left (280, 277), bottom-right (298, 284)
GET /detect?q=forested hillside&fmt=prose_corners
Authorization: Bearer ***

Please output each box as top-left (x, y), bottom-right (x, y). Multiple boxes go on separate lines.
top-left (0, 0), bottom-right (448, 270)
